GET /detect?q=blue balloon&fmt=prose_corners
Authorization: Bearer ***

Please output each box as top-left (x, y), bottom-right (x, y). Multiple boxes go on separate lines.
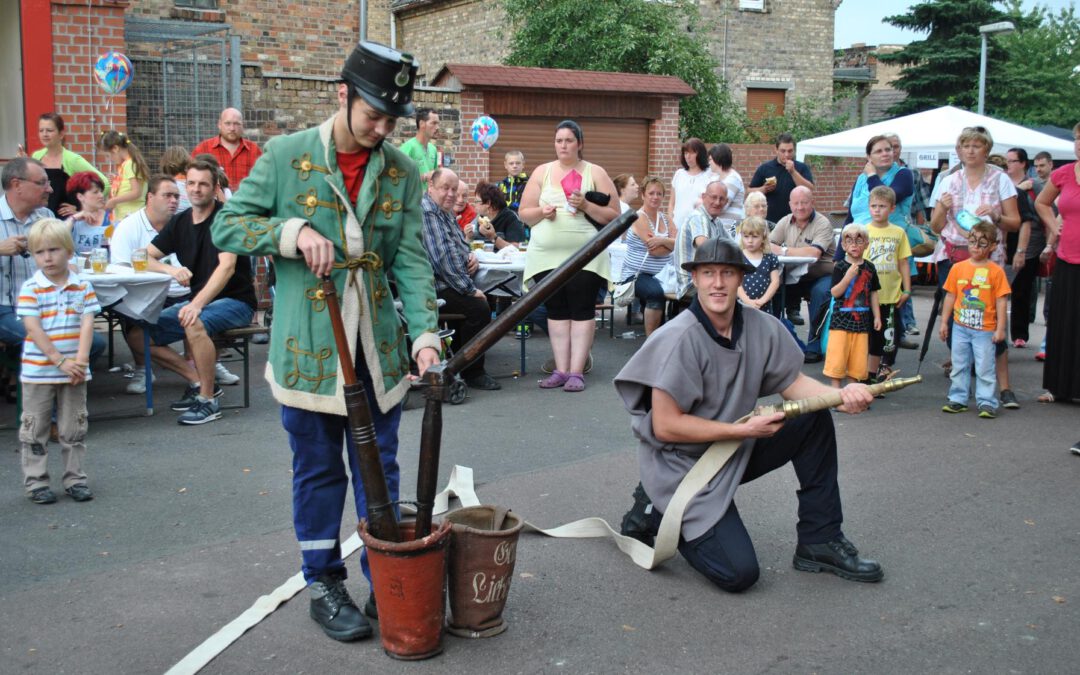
top-left (471, 116), bottom-right (499, 151)
top-left (93, 50), bottom-right (134, 95)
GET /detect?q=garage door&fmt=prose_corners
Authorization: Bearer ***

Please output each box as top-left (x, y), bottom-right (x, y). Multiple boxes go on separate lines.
top-left (486, 117), bottom-right (649, 192)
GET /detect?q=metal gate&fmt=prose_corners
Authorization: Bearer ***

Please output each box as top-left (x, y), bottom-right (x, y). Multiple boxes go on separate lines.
top-left (124, 17), bottom-right (241, 166)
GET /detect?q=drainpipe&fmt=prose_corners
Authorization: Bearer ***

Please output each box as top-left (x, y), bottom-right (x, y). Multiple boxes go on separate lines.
top-left (359, 0), bottom-right (367, 41)
top-left (390, 10), bottom-right (397, 49)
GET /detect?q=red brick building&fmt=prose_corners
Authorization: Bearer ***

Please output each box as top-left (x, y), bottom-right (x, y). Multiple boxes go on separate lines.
top-left (431, 64), bottom-right (694, 195)
top-left (7, 0), bottom-right (129, 164)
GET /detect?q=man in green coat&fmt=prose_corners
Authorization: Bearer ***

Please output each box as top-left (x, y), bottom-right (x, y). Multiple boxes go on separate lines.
top-left (212, 41), bottom-right (440, 643)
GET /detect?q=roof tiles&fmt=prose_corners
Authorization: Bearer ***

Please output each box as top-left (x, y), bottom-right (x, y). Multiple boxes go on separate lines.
top-left (434, 64), bottom-right (696, 96)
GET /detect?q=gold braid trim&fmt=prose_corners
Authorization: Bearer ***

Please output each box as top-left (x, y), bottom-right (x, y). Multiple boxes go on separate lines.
top-left (333, 251), bottom-right (384, 322)
top-left (283, 337), bottom-right (334, 391)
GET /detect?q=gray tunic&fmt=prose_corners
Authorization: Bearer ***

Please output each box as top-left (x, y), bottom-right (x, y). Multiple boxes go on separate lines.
top-left (614, 304), bottom-right (803, 540)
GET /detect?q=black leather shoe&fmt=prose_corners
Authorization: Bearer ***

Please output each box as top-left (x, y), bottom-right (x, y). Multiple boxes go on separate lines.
top-left (793, 539), bottom-right (883, 582)
top-left (309, 573), bottom-right (372, 641)
top-left (803, 352), bottom-right (823, 364)
top-left (619, 483), bottom-right (658, 547)
top-left (364, 592), bottom-right (378, 620)
top-left (466, 373), bottom-right (502, 391)
top-left (788, 311), bottom-right (805, 326)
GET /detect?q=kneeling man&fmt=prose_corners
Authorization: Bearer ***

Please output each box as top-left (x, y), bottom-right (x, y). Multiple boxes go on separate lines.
top-left (615, 238), bottom-right (882, 591)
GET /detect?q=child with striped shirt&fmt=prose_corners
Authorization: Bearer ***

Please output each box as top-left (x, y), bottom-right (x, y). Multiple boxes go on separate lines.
top-left (17, 219), bottom-right (100, 504)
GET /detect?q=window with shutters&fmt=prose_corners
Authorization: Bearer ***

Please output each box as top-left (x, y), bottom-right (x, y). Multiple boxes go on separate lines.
top-left (746, 88), bottom-right (786, 121)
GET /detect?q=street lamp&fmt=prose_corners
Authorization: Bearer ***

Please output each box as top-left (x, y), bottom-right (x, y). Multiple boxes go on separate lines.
top-left (978, 21), bottom-right (1015, 115)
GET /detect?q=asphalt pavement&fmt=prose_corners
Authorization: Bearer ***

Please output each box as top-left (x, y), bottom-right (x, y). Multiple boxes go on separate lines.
top-left (1, 286), bottom-right (1077, 674)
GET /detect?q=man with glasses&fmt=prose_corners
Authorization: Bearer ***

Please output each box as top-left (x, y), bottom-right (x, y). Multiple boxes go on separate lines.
top-left (0, 158), bottom-right (106, 363)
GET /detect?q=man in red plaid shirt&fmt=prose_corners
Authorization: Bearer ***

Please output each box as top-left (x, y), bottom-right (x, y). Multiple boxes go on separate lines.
top-left (192, 108), bottom-right (262, 188)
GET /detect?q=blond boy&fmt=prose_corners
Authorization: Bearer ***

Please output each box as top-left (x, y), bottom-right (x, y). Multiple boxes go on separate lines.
top-left (864, 185), bottom-right (911, 380)
top-left (498, 150), bottom-right (527, 213)
top-left (17, 219), bottom-right (100, 504)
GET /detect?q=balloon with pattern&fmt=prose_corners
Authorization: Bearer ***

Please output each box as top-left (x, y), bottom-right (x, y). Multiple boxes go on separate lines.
top-left (94, 50), bottom-right (134, 96)
top-left (471, 115), bottom-right (500, 151)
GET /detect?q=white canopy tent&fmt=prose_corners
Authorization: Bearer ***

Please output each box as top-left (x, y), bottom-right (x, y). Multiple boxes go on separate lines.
top-left (796, 106), bottom-right (1075, 163)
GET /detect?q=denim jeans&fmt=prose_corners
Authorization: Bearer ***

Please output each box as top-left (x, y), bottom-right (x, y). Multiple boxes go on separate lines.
top-left (787, 275), bottom-right (832, 355)
top-left (148, 298), bottom-right (254, 346)
top-left (949, 323), bottom-right (998, 409)
top-left (900, 295), bottom-right (916, 331)
top-left (633, 272), bottom-right (667, 310)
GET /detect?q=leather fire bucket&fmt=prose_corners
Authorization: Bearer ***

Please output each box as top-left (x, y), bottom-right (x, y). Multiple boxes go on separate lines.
top-left (444, 505), bottom-right (524, 638)
top-left (358, 518), bottom-right (451, 660)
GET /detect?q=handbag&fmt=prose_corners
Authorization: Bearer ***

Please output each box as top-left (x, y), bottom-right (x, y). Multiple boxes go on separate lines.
top-left (613, 278), bottom-right (637, 307)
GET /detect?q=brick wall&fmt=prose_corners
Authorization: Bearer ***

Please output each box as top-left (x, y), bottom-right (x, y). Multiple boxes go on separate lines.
top-left (395, 0), bottom-right (510, 84)
top-left (126, 0), bottom-right (364, 79)
top-left (729, 143), bottom-right (863, 214)
top-left (50, 0), bottom-right (129, 160)
top-left (648, 98), bottom-right (682, 183)
top-left (702, 0), bottom-right (835, 106)
top-left (449, 90), bottom-right (488, 189)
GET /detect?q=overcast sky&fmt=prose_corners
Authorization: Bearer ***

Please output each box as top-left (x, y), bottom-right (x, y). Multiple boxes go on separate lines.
top-left (834, 0), bottom-right (1075, 48)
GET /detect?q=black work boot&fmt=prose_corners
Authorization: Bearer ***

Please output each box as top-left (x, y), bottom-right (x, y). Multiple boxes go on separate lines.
top-left (619, 483), bottom-right (658, 547)
top-left (364, 591), bottom-right (378, 620)
top-left (793, 538), bottom-right (883, 582)
top-left (309, 572), bottom-right (372, 641)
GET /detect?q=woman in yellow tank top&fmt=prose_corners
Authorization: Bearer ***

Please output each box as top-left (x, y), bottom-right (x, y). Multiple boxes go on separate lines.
top-left (519, 121), bottom-right (620, 392)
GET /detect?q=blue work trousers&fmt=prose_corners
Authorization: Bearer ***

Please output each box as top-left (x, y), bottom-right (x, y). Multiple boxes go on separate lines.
top-left (282, 351), bottom-right (401, 585)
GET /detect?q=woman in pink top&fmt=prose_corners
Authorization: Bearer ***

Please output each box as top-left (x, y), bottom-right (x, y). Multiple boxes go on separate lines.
top-left (1034, 122), bottom-right (1080, 414)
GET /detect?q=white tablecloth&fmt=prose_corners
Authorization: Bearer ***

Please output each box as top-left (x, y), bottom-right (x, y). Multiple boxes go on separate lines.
top-left (777, 255), bottom-right (817, 285)
top-left (476, 253), bottom-right (526, 297)
top-left (85, 265), bottom-right (173, 323)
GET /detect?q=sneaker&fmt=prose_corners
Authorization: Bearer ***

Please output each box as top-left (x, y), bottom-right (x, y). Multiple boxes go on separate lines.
top-left (907, 327), bottom-right (920, 336)
top-left (215, 362), bottom-right (240, 386)
top-left (514, 325), bottom-right (531, 340)
top-left (1013, 339), bottom-right (1027, 348)
top-left (1035, 352), bottom-right (1046, 362)
top-left (942, 402), bottom-right (968, 414)
top-left (177, 397), bottom-right (222, 425)
top-left (309, 572), bottom-right (372, 642)
top-left (65, 484), bottom-right (94, 502)
top-left (1070, 441), bottom-right (1080, 456)
top-left (1000, 389), bottom-right (1020, 409)
top-left (251, 331), bottom-right (269, 344)
top-left (125, 368), bottom-right (156, 395)
top-left (170, 384), bottom-right (224, 411)
top-left (978, 405), bottom-right (997, 419)
top-left (787, 310), bottom-right (805, 326)
top-left (898, 339), bottom-right (919, 350)
top-left (29, 486), bottom-right (57, 504)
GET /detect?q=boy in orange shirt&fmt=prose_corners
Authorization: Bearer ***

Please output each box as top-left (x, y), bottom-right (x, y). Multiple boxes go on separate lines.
top-left (939, 221), bottom-right (1011, 418)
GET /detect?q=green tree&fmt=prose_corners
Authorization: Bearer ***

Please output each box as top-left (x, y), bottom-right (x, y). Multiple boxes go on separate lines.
top-left (879, 0), bottom-right (1013, 115)
top-left (502, 0), bottom-right (746, 140)
top-left (988, 2), bottom-right (1080, 129)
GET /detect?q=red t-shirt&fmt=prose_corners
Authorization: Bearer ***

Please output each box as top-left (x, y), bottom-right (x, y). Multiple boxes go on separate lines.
top-left (1050, 162), bottom-right (1080, 264)
top-left (337, 149), bottom-right (371, 205)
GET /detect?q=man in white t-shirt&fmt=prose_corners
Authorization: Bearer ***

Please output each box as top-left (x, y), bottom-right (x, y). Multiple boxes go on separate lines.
top-left (111, 175), bottom-right (189, 393)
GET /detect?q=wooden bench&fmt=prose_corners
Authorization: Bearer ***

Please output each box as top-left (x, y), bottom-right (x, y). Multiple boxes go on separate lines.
top-left (213, 325), bottom-right (270, 409)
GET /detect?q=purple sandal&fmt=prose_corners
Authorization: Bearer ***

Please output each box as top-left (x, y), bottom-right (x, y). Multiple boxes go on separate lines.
top-left (563, 373), bottom-right (585, 392)
top-left (540, 370), bottom-right (569, 389)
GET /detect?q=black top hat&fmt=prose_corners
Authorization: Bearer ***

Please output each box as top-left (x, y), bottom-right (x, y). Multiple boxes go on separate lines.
top-left (681, 237), bottom-right (755, 272)
top-left (341, 41), bottom-right (419, 119)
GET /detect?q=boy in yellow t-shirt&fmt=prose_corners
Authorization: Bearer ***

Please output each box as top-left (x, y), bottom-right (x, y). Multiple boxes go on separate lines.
top-left (863, 186), bottom-right (911, 381)
top-left (940, 222), bottom-right (1011, 418)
